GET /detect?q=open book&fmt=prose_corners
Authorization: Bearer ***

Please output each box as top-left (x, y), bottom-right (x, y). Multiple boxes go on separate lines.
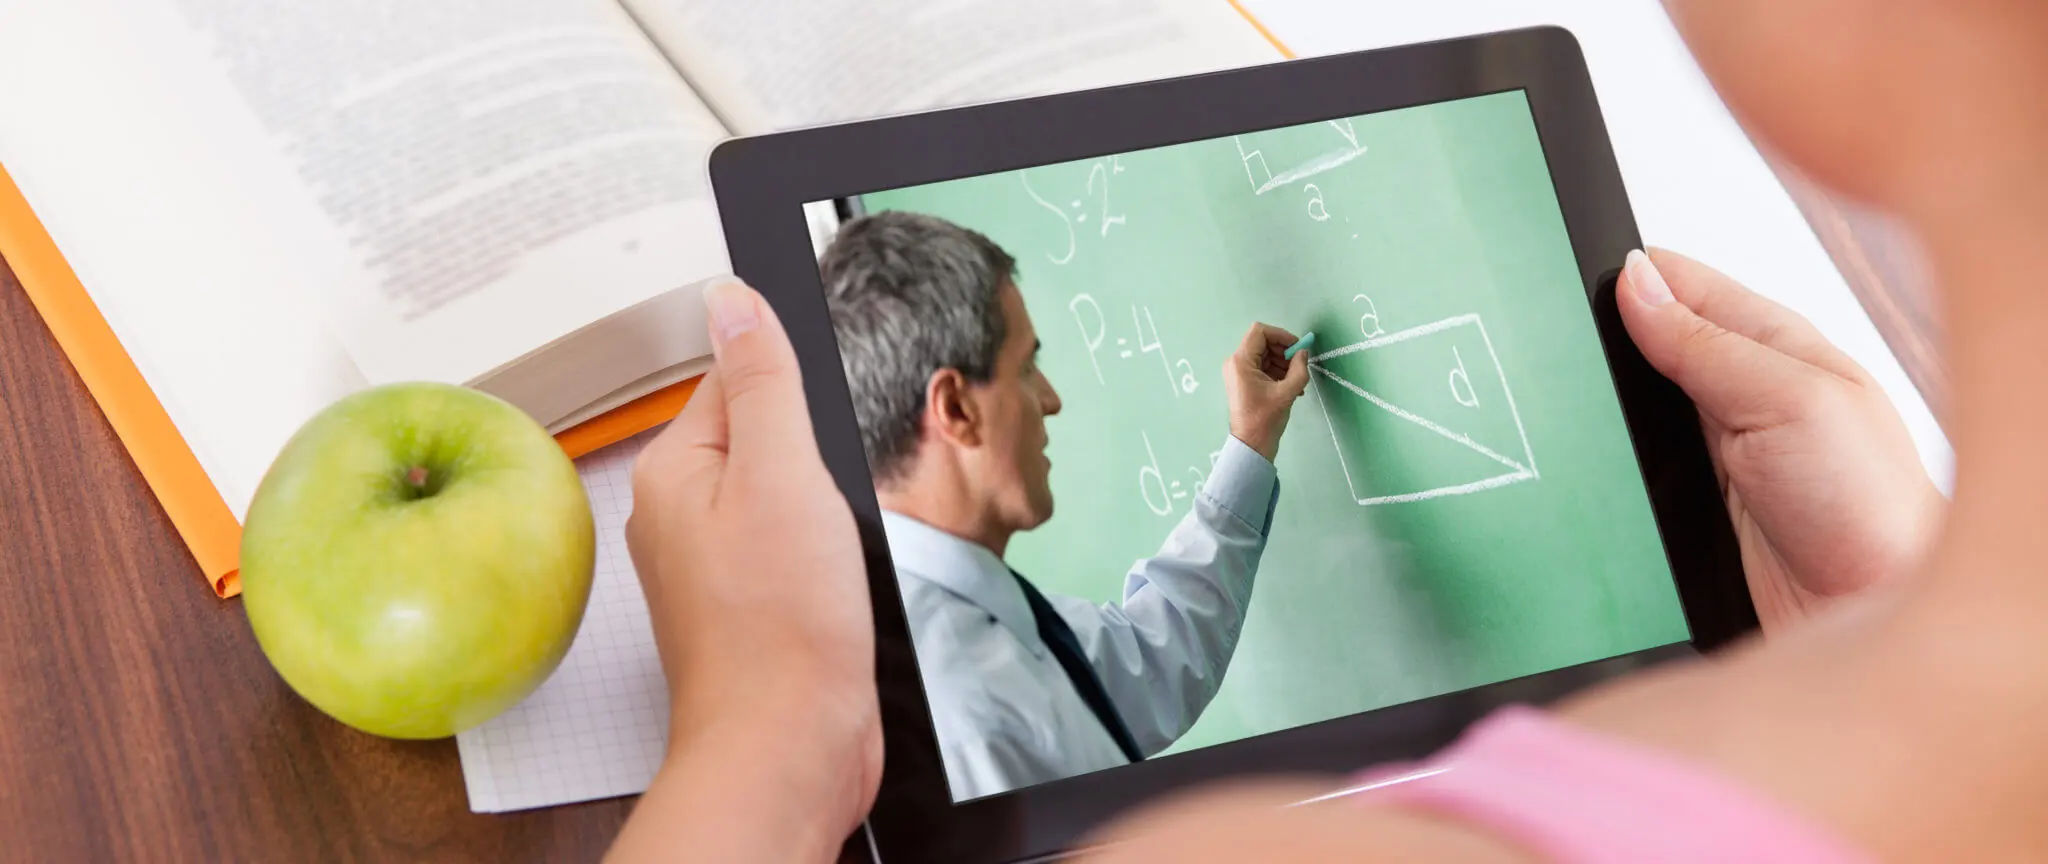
top-left (0, 0), bottom-right (1279, 596)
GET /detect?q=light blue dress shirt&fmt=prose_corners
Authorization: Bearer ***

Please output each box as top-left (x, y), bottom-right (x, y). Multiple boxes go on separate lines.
top-left (883, 435), bottom-right (1280, 801)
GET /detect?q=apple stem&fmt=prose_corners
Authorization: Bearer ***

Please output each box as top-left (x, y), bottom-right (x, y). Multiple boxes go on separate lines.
top-left (405, 465), bottom-right (430, 491)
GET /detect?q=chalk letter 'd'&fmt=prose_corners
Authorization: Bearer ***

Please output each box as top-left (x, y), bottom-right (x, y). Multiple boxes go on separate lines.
top-left (1449, 345), bottom-right (1480, 408)
top-left (1139, 431), bottom-right (1173, 516)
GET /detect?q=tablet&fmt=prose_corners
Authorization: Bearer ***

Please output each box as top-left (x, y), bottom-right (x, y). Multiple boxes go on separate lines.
top-left (710, 27), bottom-right (1752, 863)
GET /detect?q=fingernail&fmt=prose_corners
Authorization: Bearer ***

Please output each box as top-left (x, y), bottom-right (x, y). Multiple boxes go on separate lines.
top-left (1626, 250), bottom-right (1674, 306)
top-left (705, 278), bottom-right (760, 349)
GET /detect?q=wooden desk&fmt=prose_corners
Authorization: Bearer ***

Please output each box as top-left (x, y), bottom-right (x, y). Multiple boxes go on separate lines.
top-left (0, 184), bottom-right (1937, 861)
top-left (0, 262), bottom-right (633, 858)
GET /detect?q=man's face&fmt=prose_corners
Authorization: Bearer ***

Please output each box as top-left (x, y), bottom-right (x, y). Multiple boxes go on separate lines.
top-left (970, 282), bottom-right (1063, 532)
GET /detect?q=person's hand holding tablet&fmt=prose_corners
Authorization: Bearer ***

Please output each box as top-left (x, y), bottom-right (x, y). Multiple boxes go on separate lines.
top-left (1613, 249), bottom-right (1942, 632)
top-left (608, 281), bottom-right (881, 863)
top-left (722, 37), bottom-right (1773, 855)
top-left (604, 251), bottom-right (1938, 862)
top-left (598, 0), bottom-right (2048, 855)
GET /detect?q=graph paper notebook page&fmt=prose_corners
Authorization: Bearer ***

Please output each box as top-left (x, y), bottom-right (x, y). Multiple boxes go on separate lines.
top-left (455, 431), bottom-right (670, 813)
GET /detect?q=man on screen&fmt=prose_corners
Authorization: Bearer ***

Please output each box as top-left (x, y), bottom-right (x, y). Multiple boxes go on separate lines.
top-left (819, 211), bottom-right (1310, 799)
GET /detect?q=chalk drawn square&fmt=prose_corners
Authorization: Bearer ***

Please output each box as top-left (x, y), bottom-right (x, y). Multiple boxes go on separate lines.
top-left (1307, 314), bottom-right (1539, 506)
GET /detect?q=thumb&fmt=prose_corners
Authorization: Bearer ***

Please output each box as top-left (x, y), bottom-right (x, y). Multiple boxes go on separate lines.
top-left (1281, 348), bottom-right (1310, 397)
top-left (703, 279), bottom-right (818, 462)
top-left (1618, 250), bottom-right (1827, 431)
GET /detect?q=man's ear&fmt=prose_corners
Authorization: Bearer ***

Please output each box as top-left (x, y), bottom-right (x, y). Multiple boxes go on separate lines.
top-left (925, 368), bottom-right (984, 449)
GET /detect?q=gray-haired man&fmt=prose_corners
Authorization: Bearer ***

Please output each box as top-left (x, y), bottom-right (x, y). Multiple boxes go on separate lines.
top-left (820, 211), bottom-right (1309, 800)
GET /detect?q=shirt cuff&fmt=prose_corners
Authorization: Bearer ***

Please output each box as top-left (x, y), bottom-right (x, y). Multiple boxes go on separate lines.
top-left (1202, 436), bottom-right (1280, 535)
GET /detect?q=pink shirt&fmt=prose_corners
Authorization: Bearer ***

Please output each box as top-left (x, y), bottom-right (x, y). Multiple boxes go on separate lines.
top-left (1358, 707), bottom-right (1870, 863)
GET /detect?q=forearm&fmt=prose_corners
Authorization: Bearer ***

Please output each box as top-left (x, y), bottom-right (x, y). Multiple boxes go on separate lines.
top-left (1123, 435), bottom-right (1276, 621)
top-left (609, 720), bottom-right (850, 863)
top-left (1080, 437), bottom-right (1278, 750)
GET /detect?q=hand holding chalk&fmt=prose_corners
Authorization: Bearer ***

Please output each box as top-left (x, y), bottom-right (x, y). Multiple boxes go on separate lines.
top-left (1228, 323), bottom-right (1314, 461)
top-left (1284, 331), bottom-right (1317, 361)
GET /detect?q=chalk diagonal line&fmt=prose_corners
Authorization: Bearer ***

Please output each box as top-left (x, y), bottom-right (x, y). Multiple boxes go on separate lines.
top-left (1310, 365), bottom-right (1530, 475)
top-left (1309, 377), bottom-right (1364, 503)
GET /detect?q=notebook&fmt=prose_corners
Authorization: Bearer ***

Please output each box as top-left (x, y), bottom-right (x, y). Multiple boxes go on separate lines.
top-left (0, 0), bottom-right (1280, 597)
top-left (457, 430), bottom-right (670, 812)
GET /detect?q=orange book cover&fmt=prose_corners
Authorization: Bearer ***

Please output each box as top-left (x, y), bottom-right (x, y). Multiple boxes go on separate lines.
top-left (0, 165), bottom-right (695, 598)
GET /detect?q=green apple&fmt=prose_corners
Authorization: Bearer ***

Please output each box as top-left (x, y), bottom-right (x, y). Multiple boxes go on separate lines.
top-left (240, 382), bottom-right (595, 739)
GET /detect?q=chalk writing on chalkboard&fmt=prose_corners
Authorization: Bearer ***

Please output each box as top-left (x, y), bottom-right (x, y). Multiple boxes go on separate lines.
top-left (1137, 431), bottom-right (1225, 517)
top-left (1236, 119), bottom-right (1368, 226)
top-left (1353, 294), bottom-right (1387, 339)
top-left (858, 92), bottom-right (1692, 760)
top-left (1021, 156), bottom-right (1127, 266)
top-left (1068, 293), bottom-right (1199, 398)
top-left (1307, 314), bottom-right (1540, 506)
top-left (1235, 119), bottom-right (1369, 196)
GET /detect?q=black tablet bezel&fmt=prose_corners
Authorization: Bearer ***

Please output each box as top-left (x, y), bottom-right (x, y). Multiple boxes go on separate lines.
top-left (710, 26), bottom-right (1753, 863)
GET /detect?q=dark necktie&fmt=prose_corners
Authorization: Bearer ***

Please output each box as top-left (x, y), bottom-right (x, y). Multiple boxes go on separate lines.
top-left (1009, 570), bottom-right (1145, 764)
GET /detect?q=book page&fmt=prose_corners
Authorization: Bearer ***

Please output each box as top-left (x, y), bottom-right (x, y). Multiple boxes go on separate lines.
top-left (621, 0), bottom-right (1282, 134)
top-left (0, 0), bottom-right (373, 519)
top-left (170, 0), bottom-right (732, 387)
top-left (0, 0), bottom-right (728, 516)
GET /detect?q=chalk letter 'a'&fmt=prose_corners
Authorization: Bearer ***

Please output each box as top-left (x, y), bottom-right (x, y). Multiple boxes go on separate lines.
top-left (1449, 345), bottom-right (1480, 408)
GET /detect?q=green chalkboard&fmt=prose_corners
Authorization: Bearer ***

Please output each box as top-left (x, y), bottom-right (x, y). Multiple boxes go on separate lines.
top-left (860, 91), bottom-right (1688, 757)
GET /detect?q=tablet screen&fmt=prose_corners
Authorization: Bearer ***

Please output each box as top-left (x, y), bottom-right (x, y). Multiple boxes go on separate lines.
top-left (806, 90), bottom-right (1688, 804)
